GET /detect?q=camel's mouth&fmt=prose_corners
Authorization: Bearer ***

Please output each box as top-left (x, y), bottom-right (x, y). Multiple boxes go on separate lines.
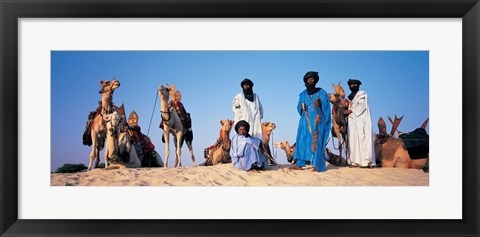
top-left (111, 80), bottom-right (121, 89)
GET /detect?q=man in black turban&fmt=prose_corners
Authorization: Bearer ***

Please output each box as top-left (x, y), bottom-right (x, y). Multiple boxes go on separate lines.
top-left (344, 78), bottom-right (375, 168)
top-left (303, 71), bottom-right (321, 95)
top-left (232, 78), bottom-right (264, 139)
top-left (230, 120), bottom-right (269, 171)
top-left (347, 79), bottom-right (362, 101)
top-left (291, 71), bottom-right (331, 172)
top-left (240, 78), bottom-right (254, 101)
top-left (234, 120), bottom-right (251, 137)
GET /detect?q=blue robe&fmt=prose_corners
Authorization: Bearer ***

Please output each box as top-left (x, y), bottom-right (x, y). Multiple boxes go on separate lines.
top-left (230, 134), bottom-right (268, 171)
top-left (293, 89), bottom-right (331, 172)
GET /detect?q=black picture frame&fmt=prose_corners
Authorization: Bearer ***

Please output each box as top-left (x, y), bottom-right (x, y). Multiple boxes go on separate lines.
top-left (1, 0), bottom-right (478, 236)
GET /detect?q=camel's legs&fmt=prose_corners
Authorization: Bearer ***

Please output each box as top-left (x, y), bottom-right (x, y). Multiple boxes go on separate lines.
top-left (163, 129), bottom-right (170, 168)
top-left (88, 131), bottom-right (99, 171)
top-left (94, 149), bottom-right (100, 168)
top-left (174, 132), bottom-right (182, 167)
top-left (186, 140), bottom-right (196, 166)
top-left (104, 147), bottom-right (109, 169)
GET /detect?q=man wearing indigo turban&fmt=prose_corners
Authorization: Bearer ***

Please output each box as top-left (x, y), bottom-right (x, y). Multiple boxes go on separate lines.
top-left (232, 78), bottom-right (264, 140)
top-left (291, 71), bottom-right (331, 172)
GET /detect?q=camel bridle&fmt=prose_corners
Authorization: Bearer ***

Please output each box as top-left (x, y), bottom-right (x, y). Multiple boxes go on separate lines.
top-left (159, 88), bottom-right (172, 122)
top-left (161, 110), bottom-right (171, 122)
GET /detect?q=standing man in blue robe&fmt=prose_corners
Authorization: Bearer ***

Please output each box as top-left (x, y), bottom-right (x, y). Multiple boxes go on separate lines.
top-left (291, 71), bottom-right (332, 172)
top-left (230, 120), bottom-right (269, 172)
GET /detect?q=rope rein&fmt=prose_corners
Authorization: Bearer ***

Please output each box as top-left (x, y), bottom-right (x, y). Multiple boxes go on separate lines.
top-left (147, 90), bottom-right (159, 136)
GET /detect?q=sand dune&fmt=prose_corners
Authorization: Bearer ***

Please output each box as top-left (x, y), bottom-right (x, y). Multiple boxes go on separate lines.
top-left (51, 163), bottom-right (429, 186)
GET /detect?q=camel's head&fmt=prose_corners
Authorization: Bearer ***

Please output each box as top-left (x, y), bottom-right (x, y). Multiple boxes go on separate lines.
top-left (274, 140), bottom-right (290, 150)
top-left (274, 141), bottom-right (286, 150)
top-left (332, 82), bottom-right (345, 98)
top-left (377, 117), bottom-right (387, 136)
top-left (220, 119), bottom-right (234, 133)
top-left (328, 93), bottom-right (337, 104)
top-left (99, 79), bottom-right (121, 94)
top-left (104, 111), bottom-right (121, 137)
top-left (262, 122), bottom-right (276, 134)
top-left (158, 84), bottom-right (175, 100)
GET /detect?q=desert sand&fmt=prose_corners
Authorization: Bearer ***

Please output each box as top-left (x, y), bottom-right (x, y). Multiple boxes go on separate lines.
top-left (51, 163), bottom-right (429, 186)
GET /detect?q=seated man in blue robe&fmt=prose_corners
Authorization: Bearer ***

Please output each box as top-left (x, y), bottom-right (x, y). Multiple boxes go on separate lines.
top-left (230, 120), bottom-right (269, 172)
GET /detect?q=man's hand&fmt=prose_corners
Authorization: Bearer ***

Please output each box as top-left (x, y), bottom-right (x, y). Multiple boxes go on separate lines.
top-left (313, 99), bottom-right (321, 108)
top-left (344, 110), bottom-right (352, 115)
top-left (301, 103), bottom-right (306, 111)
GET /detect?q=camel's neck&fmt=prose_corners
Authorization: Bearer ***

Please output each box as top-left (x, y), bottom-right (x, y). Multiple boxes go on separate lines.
top-left (284, 143), bottom-right (292, 154)
top-left (221, 129), bottom-right (231, 140)
top-left (263, 130), bottom-right (272, 144)
top-left (160, 94), bottom-right (169, 112)
top-left (222, 129), bottom-right (231, 149)
top-left (101, 92), bottom-right (113, 114)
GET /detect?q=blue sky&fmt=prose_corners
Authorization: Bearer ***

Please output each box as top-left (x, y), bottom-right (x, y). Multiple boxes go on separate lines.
top-left (51, 51), bottom-right (429, 171)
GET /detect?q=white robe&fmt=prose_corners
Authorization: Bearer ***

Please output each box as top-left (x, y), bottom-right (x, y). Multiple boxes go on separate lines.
top-left (232, 93), bottom-right (264, 140)
top-left (347, 90), bottom-right (375, 166)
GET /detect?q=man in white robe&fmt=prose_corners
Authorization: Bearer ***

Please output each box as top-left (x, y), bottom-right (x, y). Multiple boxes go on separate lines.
top-left (232, 78), bottom-right (264, 140)
top-left (344, 79), bottom-right (375, 167)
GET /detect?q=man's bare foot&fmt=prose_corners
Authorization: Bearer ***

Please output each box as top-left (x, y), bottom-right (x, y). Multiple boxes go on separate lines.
top-left (248, 169), bottom-right (260, 173)
top-left (289, 166), bottom-right (302, 170)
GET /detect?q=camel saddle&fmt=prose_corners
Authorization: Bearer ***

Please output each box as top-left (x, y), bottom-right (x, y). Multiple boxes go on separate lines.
top-left (82, 110), bottom-right (100, 146)
top-left (399, 128), bottom-right (429, 159)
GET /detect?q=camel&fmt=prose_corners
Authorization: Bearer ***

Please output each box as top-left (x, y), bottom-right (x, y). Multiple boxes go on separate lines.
top-left (103, 111), bottom-right (122, 168)
top-left (274, 141), bottom-right (295, 164)
top-left (158, 84), bottom-right (196, 168)
top-left (328, 82), bottom-right (349, 163)
top-left (201, 119), bottom-right (234, 166)
top-left (261, 122), bottom-right (277, 165)
top-left (116, 131), bottom-right (146, 169)
top-left (87, 79), bottom-right (121, 171)
top-left (374, 116), bottom-right (429, 169)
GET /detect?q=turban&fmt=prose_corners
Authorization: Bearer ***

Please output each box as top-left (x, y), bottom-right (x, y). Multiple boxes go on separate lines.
top-left (347, 79), bottom-right (362, 86)
top-left (234, 120), bottom-right (250, 134)
top-left (303, 71), bottom-right (319, 83)
top-left (240, 78), bottom-right (254, 88)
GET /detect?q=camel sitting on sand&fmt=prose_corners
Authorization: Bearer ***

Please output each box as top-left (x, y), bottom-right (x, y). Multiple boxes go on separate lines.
top-left (261, 122), bottom-right (277, 165)
top-left (116, 131), bottom-right (149, 169)
top-left (87, 79), bottom-right (121, 171)
top-left (374, 116), bottom-right (429, 169)
top-left (274, 141), bottom-right (295, 164)
top-left (202, 119), bottom-right (234, 166)
top-left (158, 84), bottom-right (196, 168)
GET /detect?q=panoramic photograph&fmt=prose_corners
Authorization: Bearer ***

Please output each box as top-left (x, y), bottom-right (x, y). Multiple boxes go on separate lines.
top-left (50, 50), bottom-right (429, 186)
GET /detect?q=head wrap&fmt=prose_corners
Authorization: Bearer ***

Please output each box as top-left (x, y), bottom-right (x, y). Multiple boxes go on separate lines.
top-left (347, 79), bottom-right (362, 86)
top-left (240, 78), bottom-right (254, 88)
top-left (347, 79), bottom-right (362, 100)
top-left (303, 71), bottom-right (321, 95)
top-left (303, 71), bottom-right (319, 84)
top-left (234, 120), bottom-right (251, 137)
top-left (174, 90), bottom-right (182, 102)
top-left (241, 78), bottom-right (254, 102)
